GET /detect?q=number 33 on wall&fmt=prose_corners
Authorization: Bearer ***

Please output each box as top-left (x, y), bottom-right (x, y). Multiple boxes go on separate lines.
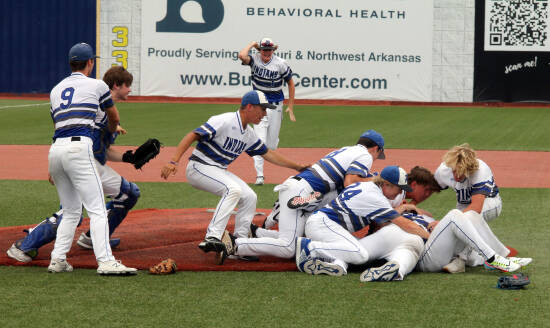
top-left (112, 26), bottom-right (128, 68)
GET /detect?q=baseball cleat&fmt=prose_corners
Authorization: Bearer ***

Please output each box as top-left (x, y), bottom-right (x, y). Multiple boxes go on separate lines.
top-left (76, 232), bottom-right (120, 249)
top-left (442, 257), bottom-right (466, 274)
top-left (360, 260), bottom-right (400, 282)
top-left (215, 230), bottom-right (236, 265)
top-left (262, 201), bottom-right (280, 229)
top-left (48, 258), bottom-right (73, 273)
top-left (287, 191), bottom-right (323, 209)
top-left (295, 237), bottom-right (312, 272)
top-left (198, 236), bottom-right (225, 253)
top-left (254, 176), bottom-right (264, 185)
top-left (7, 243), bottom-right (32, 263)
top-left (508, 257), bottom-right (532, 267)
top-left (227, 255), bottom-right (260, 261)
top-left (484, 254), bottom-right (520, 272)
top-left (304, 258), bottom-right (345, 276)
top-left (97, 260), bottom-right (137, 275)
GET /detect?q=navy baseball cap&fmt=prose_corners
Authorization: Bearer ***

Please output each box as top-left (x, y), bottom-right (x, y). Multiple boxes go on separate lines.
top-left (259, 37), bottom-right (276, 50)
top-left (381, 166), bottom-right (412, 192)
top-left (241, 90), bottom-right (276, 109)
top-left (360, 129), bottom-right (386, 159)
top-left (69, 42), bottom-right (98, 61)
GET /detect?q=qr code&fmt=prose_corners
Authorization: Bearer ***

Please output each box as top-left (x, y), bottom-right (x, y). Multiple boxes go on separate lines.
top-left (488, 0), bottom-right (548, 46)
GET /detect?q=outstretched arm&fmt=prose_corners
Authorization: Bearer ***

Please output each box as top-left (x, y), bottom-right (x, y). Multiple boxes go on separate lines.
top-left (262, 149), bottom-right (309, 172)
top-left (160, 132), bottom-right (200, 179)
top-left (463, 194), bottom-right (485, 214)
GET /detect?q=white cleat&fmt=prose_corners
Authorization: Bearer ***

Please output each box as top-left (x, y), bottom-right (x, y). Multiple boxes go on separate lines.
top-left (484, 254), bottom-right (521, 272)
top-left (508, 257), bottom-right (532, 267)
top-left (442, 257), bottom-right (466, 273)
top-left (48, 258), bottom-right (73, 273)
top-left (97, 260), bottom-right (137, 275)
top-left (303, 258), bottom-right (345, 276)
top-left (360, 260), bottom-right (400, 282)
top-left (254, 176), bottom-right (264, 185)
top-left (7, 243), bottom-right (32, 263)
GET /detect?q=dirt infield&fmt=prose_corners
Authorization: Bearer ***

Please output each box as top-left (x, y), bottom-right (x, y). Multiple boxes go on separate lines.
top-left (0, 208), bottom-right (297, 272)
top-left (2, 145), bottom-right (549, 187)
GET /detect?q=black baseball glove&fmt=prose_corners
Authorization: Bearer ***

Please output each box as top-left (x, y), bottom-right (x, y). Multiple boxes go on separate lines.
top-left (123, 138), bottom-right (161, 169)
top-left (497, 273), bottom-right (530, 290)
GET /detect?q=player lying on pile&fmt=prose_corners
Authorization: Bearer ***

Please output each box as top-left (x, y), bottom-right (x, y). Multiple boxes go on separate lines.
top-left (7, 67), bottom-right (148, 263)
top-left (215, 130), bottom-right (386, 264)
top-left (292, 166), bottom-right (429, 277)
top-left (434, 143), bottom-right (511, 271)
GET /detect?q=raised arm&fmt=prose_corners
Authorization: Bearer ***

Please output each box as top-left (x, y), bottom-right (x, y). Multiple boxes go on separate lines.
top-left (238, 41), bottom-right (258, 65)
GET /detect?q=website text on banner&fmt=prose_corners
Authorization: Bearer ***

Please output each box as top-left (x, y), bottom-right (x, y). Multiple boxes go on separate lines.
top-left (140, 0), bottom-right (433, 101)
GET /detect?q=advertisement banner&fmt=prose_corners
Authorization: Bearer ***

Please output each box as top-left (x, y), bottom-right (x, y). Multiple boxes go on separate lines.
top-left (141, 0), bottom-right (433, 101)
top-left (474, 0), bottom-right (550, 102)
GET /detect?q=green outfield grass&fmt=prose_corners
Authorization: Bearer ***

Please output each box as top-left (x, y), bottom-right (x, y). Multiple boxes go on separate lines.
top-left (1, 99), bottom-right (550, 150)
top-left (1, 99), bottom-right (549, 327)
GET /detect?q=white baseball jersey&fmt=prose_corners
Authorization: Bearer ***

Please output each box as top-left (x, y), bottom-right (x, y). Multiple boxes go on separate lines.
top-left (50, 72), bottom-right (113, 140)
top-left (319, 181), bottom-right (400, 233)
top-left (189, 111), bottom-right (268, 169)
top-left (434, 159), bottom-right (499, 205)
top-left (246, 53), bottom-right (292, 103)
top-left (296, 145), bottom-right (374, 194)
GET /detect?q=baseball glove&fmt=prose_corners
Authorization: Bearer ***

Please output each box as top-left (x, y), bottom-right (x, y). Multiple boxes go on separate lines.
top-left (497, 273), bottom-right (530, 290)
top-left (123, 138), bottom-right (161, 169)
top-left (149, 258), bottom-right (177, 275)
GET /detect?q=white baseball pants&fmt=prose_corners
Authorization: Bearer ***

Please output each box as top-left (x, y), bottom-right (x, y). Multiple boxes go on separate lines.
top-left (417, 209), bottom-right (496, 272)
top-left (236, 177), bottom-right (312, 258)
top-left (48, 136), bottom-right (114, 263)
top-left (186, 161), bottom-right (257, 239)
top-left (95, 162), bottom-right (122, 197)
top-left (304, 212), bottom-right (370, 272)
top-left (359, 224), bottom-right (424, 280)
top-left (252, 103), bottom-right (283, 177)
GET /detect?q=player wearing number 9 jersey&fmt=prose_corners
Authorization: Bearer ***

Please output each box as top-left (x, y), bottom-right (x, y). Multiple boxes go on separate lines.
top-left (47, 42), bottom-right (135, 274)
top-left (295, 166), bottom-right (430, 277)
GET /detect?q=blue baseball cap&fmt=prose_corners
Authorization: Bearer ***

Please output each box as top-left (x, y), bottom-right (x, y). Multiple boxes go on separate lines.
top-left (360, 129), bottom-right (385, 159)
top-left (69, 42), bottom-right (98, 61)
top-left (241, 90), bottom-right (276, 109)
top-left (381, 166), bottom-right (412, 192)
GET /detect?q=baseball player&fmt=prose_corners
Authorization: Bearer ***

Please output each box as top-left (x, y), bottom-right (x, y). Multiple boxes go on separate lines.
top-left (6, 66), bottom-right (140, 264)
top-left (357, 166), bottom-right (442, 281)
top-left (294, 166), bottom-right (430, 277)
top-left (160, 90), bottom-right (308, 261)
top-left (221, 130), bottom-right (386, 262)
top-left (238, 38), bottom-right (295, 185)
top-left (44, 43), bottom-right (135, 274)
top-left (434, 143), bottom-right (509, 270)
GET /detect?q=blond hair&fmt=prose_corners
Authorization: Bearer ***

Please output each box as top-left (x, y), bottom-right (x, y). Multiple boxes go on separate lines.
top-left (442, 143), bottom-right (479, 178)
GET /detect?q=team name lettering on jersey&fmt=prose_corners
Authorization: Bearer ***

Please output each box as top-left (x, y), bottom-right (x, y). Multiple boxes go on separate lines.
top-left (222, 137), bottom-right (247, 155)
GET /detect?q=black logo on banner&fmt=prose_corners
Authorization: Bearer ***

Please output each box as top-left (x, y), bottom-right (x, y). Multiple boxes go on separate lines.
top-left (156, 0), bottom-right (224, 33)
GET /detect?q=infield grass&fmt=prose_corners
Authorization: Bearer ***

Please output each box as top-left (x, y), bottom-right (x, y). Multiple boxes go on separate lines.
top-left (1, 100), bottom-right (549, 327)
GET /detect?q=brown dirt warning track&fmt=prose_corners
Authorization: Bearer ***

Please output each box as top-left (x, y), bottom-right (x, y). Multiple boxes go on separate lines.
top-left (0, 145), bottom-right (547, 271)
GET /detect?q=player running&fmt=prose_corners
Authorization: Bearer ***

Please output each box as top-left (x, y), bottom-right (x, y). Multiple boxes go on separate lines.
top-left (7, 66), bottom-right (139, 270)
top-left (160, 90), bottom-right (308, 263)
top-left (238, 37), bottom-right (296, 185)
